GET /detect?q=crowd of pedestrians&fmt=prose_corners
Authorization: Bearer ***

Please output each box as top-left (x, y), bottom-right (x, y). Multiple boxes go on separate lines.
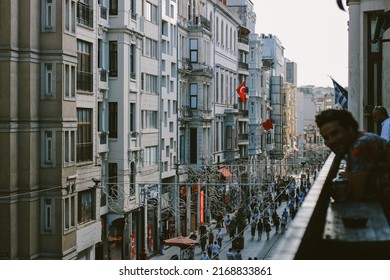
top-left (193, 168), bottom-right (320, 260)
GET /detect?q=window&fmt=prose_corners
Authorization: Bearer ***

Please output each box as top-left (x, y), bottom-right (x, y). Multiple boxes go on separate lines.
top-left (226, 126), bottom-right (232, 150)
top-left (44, 63), bottom-right (54, 97)
top-left (109, 102), bottom-right (118, 138)
top-left (145, 2), bottom-right (157, 24)
top-left (78, 189), bottom-right (94, 224)
top-left (179, 129), bottom-right (185, 163)
top-left (65, 0), bottom-right (76, 33)
top-left (190, 39), bottom-right (198, 62)
top-left (108, 163), bottom-right (118, 198)
top-left (144, 38), bottom-right (158, 59)
top-left (77, 0), bottom-right (93, 28)
top-left (130, 44), bottom-right (136, 79)
top-left (130, 103), bottom-right (136, 133)
top-left (44, 131), bottom-right (54, 164)
top-left (64, 130), bottom-right (76, 163)
top-left (77, 108), bottom-right (93, 162)
top-left (43, 199), bottom-right (54, 232)
top-left (130, 0), bottom-right (136, 19)
top-left (64, 64), bottom-right (76, 99)
top-left (77, 40), bottom-right (93, 92)
top-left (64, 196), bottom-right (75, 231)
top-left (109, 41), bottom-right (118, 77)
top-left (142, 110), bottom-right (157, 129)
top-left (42, 0), bottom-right (56, 31)
top-left (190, 128), bottom-right (197, 164)
top-left (141, 73), bottom-right (158, 94)
top-left (190, 83), bottom-right (197, 109)
top-left (109, 0), bottom-right (118, 15)
top-left (145, 146), bottom-right (158, 166)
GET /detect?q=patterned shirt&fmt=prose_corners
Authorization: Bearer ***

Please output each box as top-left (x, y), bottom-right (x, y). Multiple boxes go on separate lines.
top-left (347, 131), bottom-right (390, 199)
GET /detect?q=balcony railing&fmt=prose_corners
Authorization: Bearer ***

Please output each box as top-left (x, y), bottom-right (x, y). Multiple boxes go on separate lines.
top-left (238, 61), bottom-right (248, 70)
top-left (99, 131), bottom-right (108, 145)
top-left (238, 35), bottom-right (249, 44)
top-left (271, 152), bottom-right (390, 260)
top-left (100, 69), bottom-right (107, 82)
top-left (100, 6), bottom-right (108, 20)
top-left (238, 134), bottom-right (248, 141)
top-left (77, 2), bottom-right (93, 28)
top-left (77, 71), bottom-right (93, 92)
top-left (188, 16), bottom-right (211, 32)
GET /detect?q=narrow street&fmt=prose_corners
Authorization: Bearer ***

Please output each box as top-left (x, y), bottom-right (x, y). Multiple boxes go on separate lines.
top-left (151, 174), bottom-right (307, 260)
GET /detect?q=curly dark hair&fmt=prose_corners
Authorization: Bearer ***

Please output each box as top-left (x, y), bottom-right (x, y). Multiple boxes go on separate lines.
top-left (315, 109), bottom-right (359, 131)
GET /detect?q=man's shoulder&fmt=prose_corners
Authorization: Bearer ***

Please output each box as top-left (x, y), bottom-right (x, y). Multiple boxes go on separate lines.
top-left (354, 132), bottom-right (386, 149)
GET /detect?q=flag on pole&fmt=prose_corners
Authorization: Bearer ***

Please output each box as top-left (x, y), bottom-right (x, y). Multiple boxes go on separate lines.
top-left (262, 119), bottom-right (273, 131)
top-left (331, 77), bottom-right (348, 109)
top-left (236, 81), bottom-right (247, 103)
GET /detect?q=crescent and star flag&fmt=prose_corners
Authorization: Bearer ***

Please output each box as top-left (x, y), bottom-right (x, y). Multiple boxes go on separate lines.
top-left (236, 81), bottom-right (247, 103)
top-left (331, 77), bottom-right (348, 110)
top-left (262, 119), bottom-right (273, 131)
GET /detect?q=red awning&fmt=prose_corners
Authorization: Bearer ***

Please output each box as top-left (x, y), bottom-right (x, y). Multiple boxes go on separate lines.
top-left (219, 167), bottom-right (233, 179)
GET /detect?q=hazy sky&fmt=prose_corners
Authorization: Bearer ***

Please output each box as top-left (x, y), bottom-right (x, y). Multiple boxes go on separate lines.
top-left (254, 0), bottom-right (349, 87)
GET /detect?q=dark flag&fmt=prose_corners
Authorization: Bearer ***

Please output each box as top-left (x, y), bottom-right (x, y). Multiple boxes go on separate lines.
top-left (336, 0), bottom-right (346, 11)
top-left (331, 78), bottom-right (348, 109)
top-left (261, 119), bottom-right (273, 132)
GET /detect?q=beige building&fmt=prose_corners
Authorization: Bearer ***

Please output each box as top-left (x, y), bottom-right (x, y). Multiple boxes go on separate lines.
top-left (0, 0), bottom-right (102, 259)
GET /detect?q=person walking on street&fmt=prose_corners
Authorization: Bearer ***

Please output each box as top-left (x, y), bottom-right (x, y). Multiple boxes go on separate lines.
top-left (207, 243), bottom-right (213, 259)
top-left (372, 106), bottom-right (390, 140)
top-left (282, 208), bottom-right (288, 221)
top-left (225, 214), bottom-right (231, 234)
top-left (216, 228), bottom-right (223, 247)
top-left (264, 220), bottom-right (271, 240)
top-left (200, 251), bottom-right (210, 260)
top-left (273, 214), bottom-right (280, 233)
top-left (250, 218), bottom-right (257, 239)
top-left (257, 219), bottom-right (263, 240)
top-left (234, 249), bottom-right (242, 260)
top-left (281, 216), bottom-right (287, 233)
top-left (200, 232), bottom-right (207, 252)
top-left (208, 229), bottom-right (214, 245)
top-left (226, 248), bottom-right (235, 260)
top-left (212, 241), bottom-right (220, 258)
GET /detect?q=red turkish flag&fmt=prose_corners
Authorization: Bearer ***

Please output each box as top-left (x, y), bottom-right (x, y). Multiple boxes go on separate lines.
top-left (262, 119), bottom-right (273, 131)
top-left (236, 81), bottom-right (247, 103)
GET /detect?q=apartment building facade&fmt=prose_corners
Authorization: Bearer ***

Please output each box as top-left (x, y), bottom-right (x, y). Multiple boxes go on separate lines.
top-left (0, 0), bottom-right (102, 259)
top-left (0, 0), bottom-right (299, 260)
top-left (347, 0), bottom-right (390, 133)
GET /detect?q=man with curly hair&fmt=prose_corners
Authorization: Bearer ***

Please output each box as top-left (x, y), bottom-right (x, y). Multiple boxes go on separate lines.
top-left (315, 109), bottom-right (390, 221)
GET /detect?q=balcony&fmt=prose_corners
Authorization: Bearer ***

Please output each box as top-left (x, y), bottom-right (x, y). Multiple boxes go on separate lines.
top-left (271, 153), bottom-right (390, 259)
top-left (77, 2), bottom-right (93, 28)
top-left (98, 131), bottom-right (109, 153)
top-left (238, 61), bottom-right (248, 70)
top-left (99, 5), bottom-right (108, 20)
top-left (77, 71), bottom-right (93, 92)
top-left (238, 35), bottom-right (249, 45)
top-left (188, 16), bottom-right (211, 32)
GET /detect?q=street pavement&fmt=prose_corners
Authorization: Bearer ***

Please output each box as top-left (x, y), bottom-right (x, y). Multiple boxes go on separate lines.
top-left (151, 200), bottom-right (292, 261)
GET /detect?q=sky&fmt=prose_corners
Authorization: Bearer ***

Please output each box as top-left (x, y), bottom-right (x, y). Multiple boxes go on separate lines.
top-left (254, 0), bottom-right (349, 87)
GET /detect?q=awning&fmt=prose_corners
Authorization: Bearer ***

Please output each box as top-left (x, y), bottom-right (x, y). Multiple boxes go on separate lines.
top-left (219, 167), bottom-right (233, 179)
